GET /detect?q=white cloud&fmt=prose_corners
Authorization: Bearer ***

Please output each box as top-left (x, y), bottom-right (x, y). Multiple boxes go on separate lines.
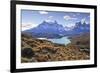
top-left (48, 16), bottom-right (53, 19)
top-left (45, 16), bottom-right (54, 22)
top-left (39, 11), bottom-right (48, 14)
top-left (63, 15), bottom-right (77, 20)
top-left (22, 22), bottom-right (38, 31)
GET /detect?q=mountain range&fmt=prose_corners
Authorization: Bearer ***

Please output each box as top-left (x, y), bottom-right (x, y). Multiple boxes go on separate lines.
top-left (23, 20), bottom-right (90, 38)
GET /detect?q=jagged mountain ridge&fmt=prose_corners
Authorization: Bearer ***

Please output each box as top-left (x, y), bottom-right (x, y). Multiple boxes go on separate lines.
top-left (23, 20), bottom-right (90, 38)
top-left (64, 21), bottom-right (90, 35)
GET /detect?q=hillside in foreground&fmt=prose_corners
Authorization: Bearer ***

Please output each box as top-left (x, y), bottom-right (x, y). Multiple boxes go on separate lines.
top-left (21, 33), bottom-right (90, 63)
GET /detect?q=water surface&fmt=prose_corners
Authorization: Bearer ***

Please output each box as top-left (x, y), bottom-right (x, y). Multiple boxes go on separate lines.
top-left (48, 37), bottom-right (71, 45)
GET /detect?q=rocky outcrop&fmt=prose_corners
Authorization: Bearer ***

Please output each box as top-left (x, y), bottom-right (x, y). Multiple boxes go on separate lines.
top-left (21, 33), bottom-right (90, 63)
top-left (69, 33), bottom-right (90, 53)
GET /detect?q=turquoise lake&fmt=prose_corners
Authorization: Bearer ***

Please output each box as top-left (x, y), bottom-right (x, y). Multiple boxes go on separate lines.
top-left (48, 37), bottom-right (71, 45)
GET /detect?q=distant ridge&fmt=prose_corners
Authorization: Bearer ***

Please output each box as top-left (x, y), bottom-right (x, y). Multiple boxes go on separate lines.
top-left (23, 20), bottom-right (90, 38)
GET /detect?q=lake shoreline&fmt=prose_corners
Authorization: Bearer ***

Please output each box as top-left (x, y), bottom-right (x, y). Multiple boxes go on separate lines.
top-left (38, 36), bottom-right (71, 45)
top-left (21, 33), bottom-right (90, 63)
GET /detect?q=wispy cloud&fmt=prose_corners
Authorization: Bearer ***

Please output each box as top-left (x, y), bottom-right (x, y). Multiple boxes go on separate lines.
top-left (63, 15), bottom-right (77, 20)
top-left (48, 16), bottom-right (53, 19)
top-left (22, 22), bottom-right (38, 31)
top-left (45, 16), bottom-right (54, 22)
top-left (70, 13), bottom-right (81, 17)
top-left (39, 11), bottom-right (48, 14)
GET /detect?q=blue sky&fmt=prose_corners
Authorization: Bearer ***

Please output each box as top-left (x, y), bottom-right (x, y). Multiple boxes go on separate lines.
top-left (21, 10), bottom-right (90, 31)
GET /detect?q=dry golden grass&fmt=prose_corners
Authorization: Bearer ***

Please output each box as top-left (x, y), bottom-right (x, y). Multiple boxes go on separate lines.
top-left (21, 33), bottom-right (90, 63)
